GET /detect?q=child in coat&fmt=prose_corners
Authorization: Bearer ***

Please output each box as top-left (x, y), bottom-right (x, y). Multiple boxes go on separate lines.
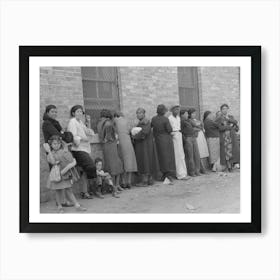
top-left (43, 135), bottom-right (87, 213)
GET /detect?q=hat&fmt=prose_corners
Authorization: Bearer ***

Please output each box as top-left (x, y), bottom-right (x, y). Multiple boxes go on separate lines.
top-left (170, 105), bottom-right (180, 111)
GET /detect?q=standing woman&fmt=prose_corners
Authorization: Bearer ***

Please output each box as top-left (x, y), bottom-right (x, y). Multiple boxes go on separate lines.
top-left (114, 111), bottom-right (138, 189)
top-left (97, 109), bottom-right (124, 192)
top-left (216, 104), bottom-right (240, 171)
top-left (132, 107), bottom-right (160, 186)
top-left (151, 104), bottom-right (176, 184)
top-left (42, 105), bottom-right (66, 143)
top-left (203, 111), bottom-right (222, 172)
top-left (188, 108), bottom-right (209, 173)
top-left (42, 104), bottom-right (73, 207)
top-left (67, 105), bottom-right (96, 199)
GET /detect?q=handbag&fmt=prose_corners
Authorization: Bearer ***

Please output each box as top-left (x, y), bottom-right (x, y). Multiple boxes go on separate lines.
top-left (49, 164), bottom-right (61, 182)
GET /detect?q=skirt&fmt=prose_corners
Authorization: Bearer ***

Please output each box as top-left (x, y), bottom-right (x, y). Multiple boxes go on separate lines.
top-left (196, 131), bottom-right (209, 158)
top-left (207, 137), bottom-right (220, 164)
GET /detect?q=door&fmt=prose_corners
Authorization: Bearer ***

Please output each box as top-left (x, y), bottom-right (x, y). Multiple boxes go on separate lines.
top-left (177, 67), bottom-right (200, 119)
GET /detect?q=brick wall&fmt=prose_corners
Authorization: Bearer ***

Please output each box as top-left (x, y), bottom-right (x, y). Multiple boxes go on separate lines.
top-left (40, 67), bottom-right (84, 202)
top-left (119, 67), bottom-right (180, 127)
top-left (198, 67), bottom-right (240, 122)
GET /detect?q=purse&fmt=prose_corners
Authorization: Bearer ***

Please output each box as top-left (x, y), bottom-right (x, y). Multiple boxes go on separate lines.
top-left (49, 164), bottom-right (61, 182)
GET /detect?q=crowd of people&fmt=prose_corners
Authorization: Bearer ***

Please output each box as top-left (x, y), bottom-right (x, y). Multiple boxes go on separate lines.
top-left (42, 103), bottom-right (240, 213)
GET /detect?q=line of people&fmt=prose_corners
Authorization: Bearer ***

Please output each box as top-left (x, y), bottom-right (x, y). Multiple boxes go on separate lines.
top-left (42, 103), bottom-right (240, 213)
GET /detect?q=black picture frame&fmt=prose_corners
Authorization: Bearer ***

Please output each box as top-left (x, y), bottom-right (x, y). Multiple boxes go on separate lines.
top-left (20, 46), bottom-right (261, 233)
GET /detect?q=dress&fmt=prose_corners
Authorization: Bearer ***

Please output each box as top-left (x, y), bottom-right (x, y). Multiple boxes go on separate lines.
top-left (97, 118), bottom-right (124, 176)
top-left (47, 148), bottom-right (79, 190)
top-left (191, 119), bottom-right (209, 158)
top-left (204, 118), bottom-right (220, 165)
top-left (133, 118), bottom-right (160, 177)
top-left (114, 116), bottom-right (138, 172)
top-left (151, 115), bottom-right (176, 178)
top-left (216, 114), bottom-right (240, 166)
top-left (168, 114), bottom-right (188, 179)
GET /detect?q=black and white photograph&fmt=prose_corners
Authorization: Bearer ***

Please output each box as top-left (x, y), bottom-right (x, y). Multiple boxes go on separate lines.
top-left (39, 66), bottom-right (241, 214)
top-left (19, 45), bottom-right (260, 233)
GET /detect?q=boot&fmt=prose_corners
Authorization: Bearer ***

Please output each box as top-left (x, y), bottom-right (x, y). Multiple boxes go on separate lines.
top-left (95, 185), bottom-right (105, 199)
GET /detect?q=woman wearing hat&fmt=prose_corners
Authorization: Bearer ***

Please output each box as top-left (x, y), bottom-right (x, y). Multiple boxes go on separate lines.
top-left (151, 104), bottom-right (176, 183)
top-left (216, 104), bottom-right (240, 171)
top-left (168, 105), bottom-right (189, 180)
top-left (203, 111), bottom-right (222, 172)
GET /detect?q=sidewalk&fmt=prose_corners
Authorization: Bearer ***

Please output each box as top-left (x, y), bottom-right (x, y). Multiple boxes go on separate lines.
top-left (40, 170), bottom-right (240, 214)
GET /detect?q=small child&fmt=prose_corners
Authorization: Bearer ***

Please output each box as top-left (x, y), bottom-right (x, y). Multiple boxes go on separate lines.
top-left (43, 135), bottom-right (87, 213)
top-left (95, 157), bottom-right (120, 198)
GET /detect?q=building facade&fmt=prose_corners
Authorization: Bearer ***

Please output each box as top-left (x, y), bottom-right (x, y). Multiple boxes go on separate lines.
top-left (40, 66), bottom-right (240, 202)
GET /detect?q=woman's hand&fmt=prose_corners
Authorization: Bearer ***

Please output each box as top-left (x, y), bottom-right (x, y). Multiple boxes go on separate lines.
top-left (43, 143), bottom-right (51, 153)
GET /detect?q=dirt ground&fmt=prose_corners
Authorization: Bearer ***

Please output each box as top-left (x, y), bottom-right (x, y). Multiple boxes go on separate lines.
top-left (40, 170), bottom-right (240, 214)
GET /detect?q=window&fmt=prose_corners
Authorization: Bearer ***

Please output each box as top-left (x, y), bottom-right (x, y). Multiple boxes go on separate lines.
top-left (177, 67), bottom-right (200, 119)
top-left (81, 67), bottom-right (120, 131)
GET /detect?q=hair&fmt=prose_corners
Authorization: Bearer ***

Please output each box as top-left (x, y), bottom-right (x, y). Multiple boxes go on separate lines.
top-left (136, 107), bottom-right (146, 114)
top-left (220, 104), bottom-right (229, 111)
top-left (63, 131), bottom-right (74, 144)
top-left (203, 111), bottom-right (212, 121)
top-left (113, 111), bottom-right (124, 118)
top-left (156, 104), bottom-right (167, 116)
top-left (45, 105), bottom-right (57, 114)
top-left (188, 108), bottom-right (196, 118)
top-left (48, 135), bottom-right (63, 150)
top-left (179, 108), bottom-right (188, 117)
top-left (94, 157), bottom-right (103, 165)
top-left (70, 105), bottom-right (84, 117)
top-left (100, 109), bottom-right (113, 119)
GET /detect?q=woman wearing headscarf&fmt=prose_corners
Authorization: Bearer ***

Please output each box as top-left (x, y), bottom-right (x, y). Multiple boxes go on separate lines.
top-left (151, 104), bottom-right (176, 184)
top-left (132, 107), bottom-right (160, 186)
top-left (203, 111), bottom-right (222, 172)
top-left (67, 105), bottom-right (96, 199)
top-left (114, 111), bottom-right (138, 188)
top-left (216, 104), bottom-right (240, 171)
top-left (97, 109), bottom-right (124, 192)
top-left (188, 108), bottom-right (209, 173)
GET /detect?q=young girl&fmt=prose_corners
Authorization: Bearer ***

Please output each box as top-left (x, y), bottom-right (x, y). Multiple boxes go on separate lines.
top-left (44, 135), bottom-right (87, 213)
top-left (95, 157), bottom-right (120, 198)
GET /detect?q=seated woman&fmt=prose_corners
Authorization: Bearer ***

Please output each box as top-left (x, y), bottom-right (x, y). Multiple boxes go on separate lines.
top-left (67, 105), bottom-right (96, 199)
top-left (97, 109), bottom-right (124, 192)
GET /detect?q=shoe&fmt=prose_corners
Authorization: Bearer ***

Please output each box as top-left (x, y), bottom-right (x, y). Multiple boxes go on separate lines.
top-left (167, 176), bottom-right (174, 183)
top-left (112, 192), bottom-right (120, 198)
top-left (117, 186), bottom-right (124, 191)
top-left (76, 205), bottom-right (87, 212)
top-left (57, 207), bottom-right (64, 213)
top-left (136, 182), bottom-right (149, 187)
top-left (179, 176), bottom-right (191, 180)
top-left (80, 192), bottom-right (93, 199)
top-left (96, 192), bottom-right (105, 199)
top-left (125, 184), bottom-right (132, 189)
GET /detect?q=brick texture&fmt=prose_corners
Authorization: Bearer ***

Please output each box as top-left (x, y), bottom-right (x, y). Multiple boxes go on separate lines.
top-left (40, 67), bottom-right (84, 202)
top-left (119, 67), bottom-right (179, 127)
top-left (198, 67), bottom-right (240, 122)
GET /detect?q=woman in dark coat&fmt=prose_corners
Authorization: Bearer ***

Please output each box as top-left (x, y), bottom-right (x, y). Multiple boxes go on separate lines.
top-left (132, 107), bottom-right (160, 186)
top-left (151, 104), bottom-right (176, 183)
top-left (42, 105), bottom-right (66, 143)
top-left (216, 104), bottom-right (240, 171)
